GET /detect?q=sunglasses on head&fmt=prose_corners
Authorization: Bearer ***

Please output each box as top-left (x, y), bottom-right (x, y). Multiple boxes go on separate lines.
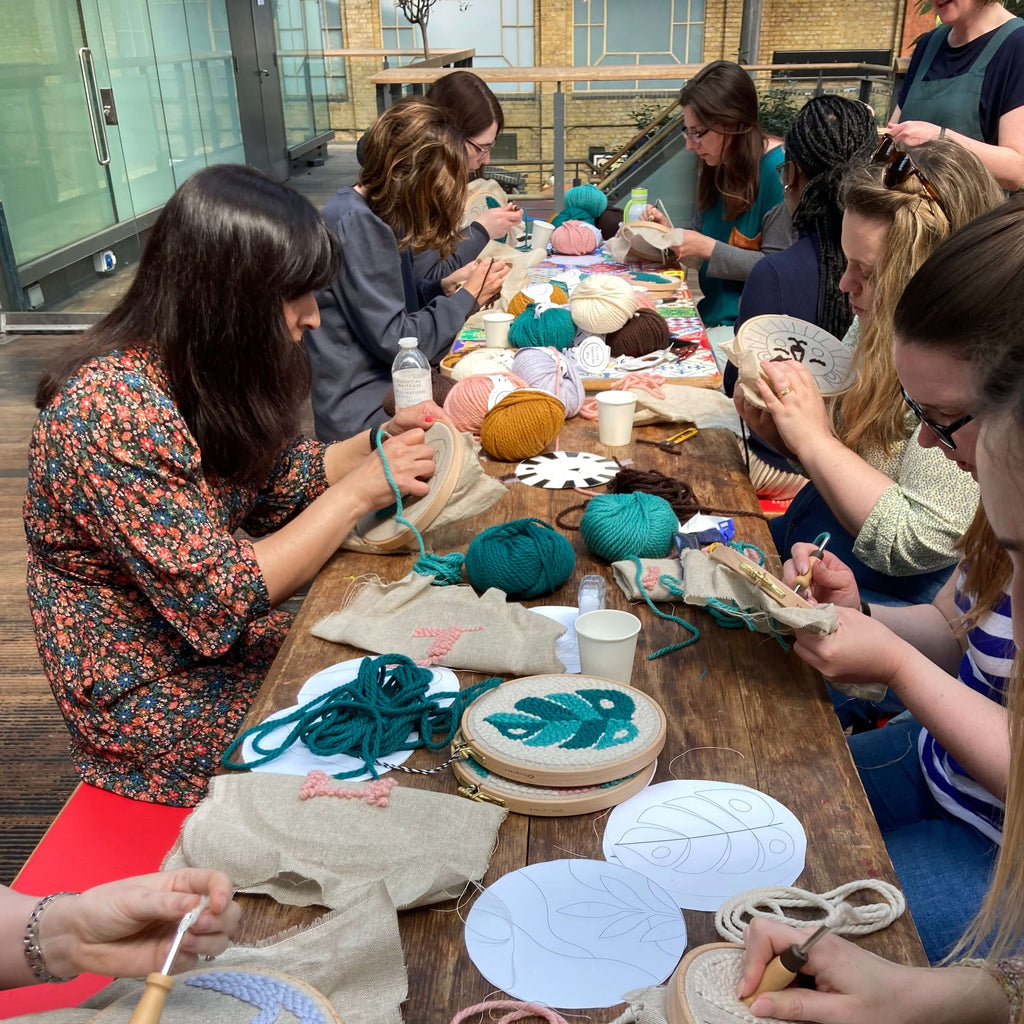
top-left (872, 135), bottom-right (946, 213)
top-left (899, 382), bottom-right (973, 451)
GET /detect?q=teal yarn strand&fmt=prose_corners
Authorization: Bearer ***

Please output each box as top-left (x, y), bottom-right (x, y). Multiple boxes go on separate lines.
top-left (221, 654), bottom-right (501, 779)
top-left (508, 306), bottom-right (576, 350)
top-left (579, 493), bottom-right (678, 563)
top-left (628, 557), bottom-right (700, 660)
top-left (465, 518), bottom-right (575, 599)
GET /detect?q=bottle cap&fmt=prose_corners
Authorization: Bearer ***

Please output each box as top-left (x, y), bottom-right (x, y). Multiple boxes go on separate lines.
top-left (398, 337), bottom-right (418, 348)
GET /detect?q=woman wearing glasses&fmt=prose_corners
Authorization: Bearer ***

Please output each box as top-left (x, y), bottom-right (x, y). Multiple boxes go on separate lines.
top-left (741, 139), bottom-right (1002, 605)
top-left (307, 98), bottom-right (508, 441)
top-left (890, 0), bottom-right (1024, 192)
top-left (641, 60), bottom-right (789, 331)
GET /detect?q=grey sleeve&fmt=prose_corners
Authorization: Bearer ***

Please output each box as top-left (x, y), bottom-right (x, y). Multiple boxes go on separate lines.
top-left (413, 222), bottom-right (490, 281)
top-left (705, 203), bottom-right (794, 283)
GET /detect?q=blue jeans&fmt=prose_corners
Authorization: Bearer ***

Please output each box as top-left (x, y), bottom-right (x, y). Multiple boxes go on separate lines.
top-left (851, 718), bottom-right (999, 963)
top-left (771, 482), bottom-right (952, 606)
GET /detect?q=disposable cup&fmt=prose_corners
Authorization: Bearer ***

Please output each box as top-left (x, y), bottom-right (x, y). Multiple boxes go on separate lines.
top-left (596, 391), bottom-right (637, 446)
top-left (574, 610), bottom-right (642, 685)
top-left (482, 311), bottom-right (514, 348)
top-left (531, 219), bottom-right (555, 250)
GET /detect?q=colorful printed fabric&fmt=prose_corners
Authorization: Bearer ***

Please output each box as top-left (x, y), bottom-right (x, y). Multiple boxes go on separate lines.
top-left (23, 348), bottom-right (329, 805)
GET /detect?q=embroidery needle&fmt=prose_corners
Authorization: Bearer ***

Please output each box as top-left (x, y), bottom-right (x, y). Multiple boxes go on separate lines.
top-left (127, 896), bottom-right (207, 1024)
top-left (791, 533), bottom-right (831, 596)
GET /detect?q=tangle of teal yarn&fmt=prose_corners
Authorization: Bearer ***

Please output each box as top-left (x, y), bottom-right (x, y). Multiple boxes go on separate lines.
top-left (628, 557), bottom-right (700, 660)
top-left (508, 306), bottom-right (576, 350)
top-left (552, 185), bottom-right (608, 226)
top-left (375, 427), bottom-right (465, 585)
top-left (579, 492), bottom-right (677, 563)
top-left (727, 539), bottom-right (767, 565)
top-left (465, 518), bottom-right (575, 599)
top-left (221, 654), bottom-right (501, 779)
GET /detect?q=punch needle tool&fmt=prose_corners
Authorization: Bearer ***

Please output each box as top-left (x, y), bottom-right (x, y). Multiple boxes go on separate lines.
top-left (128, 896), bottom-right (207, 1024)
top-left (655, 198), bottom-right (675, 228)
top-left (742, 923), bottom-right (829, 1006)
top-left (791, 532), bottom-right (831, 597)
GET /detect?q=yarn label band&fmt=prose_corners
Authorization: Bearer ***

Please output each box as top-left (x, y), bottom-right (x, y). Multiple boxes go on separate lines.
top-left (485, 375), bottom-right (517, 410)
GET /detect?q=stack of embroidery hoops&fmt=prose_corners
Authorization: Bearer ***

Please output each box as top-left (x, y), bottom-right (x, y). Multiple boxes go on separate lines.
top-left (451, 674), bottom-right (665, 815)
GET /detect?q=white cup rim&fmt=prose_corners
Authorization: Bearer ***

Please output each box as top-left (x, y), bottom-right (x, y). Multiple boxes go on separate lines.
top-left (482, 311), bottom-right (515, 323)
top-left (597, 391), bottom-right (637, 407)
top-left (574, 609), bottom-right (642, 642)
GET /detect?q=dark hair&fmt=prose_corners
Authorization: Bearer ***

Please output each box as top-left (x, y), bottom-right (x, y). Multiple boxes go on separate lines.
top-left (428, 69), bottom-right (504, 138)
top-left (37, 164), bottom-right (339, 483)
top-left (679, 60), bottom-right (765, 220)
top-left (785, 95), bottom-right (877, 339)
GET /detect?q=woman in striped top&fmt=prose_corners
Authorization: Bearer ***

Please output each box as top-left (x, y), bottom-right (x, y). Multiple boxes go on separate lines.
top-left (779, 202), bottom-right (1019, 964)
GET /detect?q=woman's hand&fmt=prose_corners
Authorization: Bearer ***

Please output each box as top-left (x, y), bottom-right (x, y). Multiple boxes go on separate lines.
top-left (346, 429), bottom-right (435, 513)
top-left (383, 402), bottom-right (446, 436)
top-left (755, 360), bottom-right (833, 458)
top-left (476, 203), bottom-right (524, 240)
top-left (640, 204), bottom-right (669, 227)
top-left (38, 869), bottom-right (240, 981)
top-left (463, 258), bottom-right (509, 307)
top-left (734, 388), bottom-right (795, 459)
top-left (887, 120), bottom-right (944, 147)
top-left (441, 263), bottom-right (476, 296)
top-left (782, 546), bottom-right (861, 608)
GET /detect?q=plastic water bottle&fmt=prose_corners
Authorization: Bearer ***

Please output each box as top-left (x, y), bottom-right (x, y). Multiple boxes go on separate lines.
top-left (623, 187), bottom-right (649, 224)
top-left (391, 337), bottom-right (432, 409)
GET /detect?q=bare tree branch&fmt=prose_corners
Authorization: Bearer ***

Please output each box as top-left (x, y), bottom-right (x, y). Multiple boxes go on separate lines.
top-left (395, 0), bottom-right (438, 57)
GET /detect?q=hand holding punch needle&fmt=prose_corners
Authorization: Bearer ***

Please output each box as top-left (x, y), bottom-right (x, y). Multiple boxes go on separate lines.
top-left (742, 924), bottom-right (829, 1006)
top-left (791, 533), bottom-right (831, 597)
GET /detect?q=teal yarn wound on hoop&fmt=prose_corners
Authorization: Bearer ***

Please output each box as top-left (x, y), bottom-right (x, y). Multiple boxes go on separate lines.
top-left (465, 518), bottom-right (575, 600)
top-left (508, 306), bottom-right (576, 351)
top-left (579, 492), bottom-right (678, 563)
top-left (221, 654), bottom-right (501, 779)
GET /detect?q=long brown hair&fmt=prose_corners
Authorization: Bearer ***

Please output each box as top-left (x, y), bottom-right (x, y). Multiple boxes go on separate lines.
top-left (359, 98), bottom-right (468, 257)
top-left (679, 60), bottom-right (766, 220)
top-left (834, 140), bottom-right (1003, 455)
top-left (428, 69), bottom-right (504, 138)
top-left (36, 165), bottom-right (338, 484)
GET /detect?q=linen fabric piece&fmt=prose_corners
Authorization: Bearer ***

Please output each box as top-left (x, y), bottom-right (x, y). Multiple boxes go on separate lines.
top-left (462, 246), bottom-right (549, 329)
top-left (628, 385), bottom-right (742, 434)
top-left (311, 572), bottom-right (567, 675)
top-left (611, 558), bottom-right (683, 603)
top-left (164, 773), bottom-right (506, 910)
top-left (606, 223), bottom-right (687, 264)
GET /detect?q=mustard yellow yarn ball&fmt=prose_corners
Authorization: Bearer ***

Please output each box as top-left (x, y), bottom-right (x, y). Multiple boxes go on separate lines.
top-left (479, 389), bottom-right (566, 462)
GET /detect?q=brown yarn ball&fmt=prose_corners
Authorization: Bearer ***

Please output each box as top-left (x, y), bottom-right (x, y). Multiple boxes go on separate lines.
top-left (479, 389), bottom-right (566, 462)
top-left (595, 207), bottom-right (624, 240)
top-left (606, 308), bottom-right (671, 358)
top-left (382, 368), bottom-right (455, 417)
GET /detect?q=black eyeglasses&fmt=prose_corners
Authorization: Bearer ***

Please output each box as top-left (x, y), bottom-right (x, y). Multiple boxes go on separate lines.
top-left (681, 125), bottom-right (711, 142)
top-left (872, 135), bottom-right (945, 212)
top-left (776, 160), bottom-right (796, 187)
top-left (467, 138), bottom-right (495, 156)
top-left (899, 382), bottom-right (973, 451)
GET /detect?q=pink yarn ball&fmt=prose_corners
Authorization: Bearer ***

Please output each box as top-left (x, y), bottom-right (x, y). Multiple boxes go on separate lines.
top-left (551, 219), bottom-right (598, 256)
top-left (443, 372), bottom-right (528, 434)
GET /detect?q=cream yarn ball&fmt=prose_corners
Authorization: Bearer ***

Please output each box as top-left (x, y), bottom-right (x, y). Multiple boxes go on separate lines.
top-left (451, 347), bottom-right (516, 381)
top-left (569, 273), bottom-right (639, 335)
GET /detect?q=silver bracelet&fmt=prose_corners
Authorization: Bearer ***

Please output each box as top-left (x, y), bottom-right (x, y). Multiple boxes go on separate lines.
top-left (23, 892), bottom-right (79, 983)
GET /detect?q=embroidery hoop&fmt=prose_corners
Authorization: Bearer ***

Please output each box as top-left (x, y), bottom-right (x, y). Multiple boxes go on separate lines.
top-left (452, 755), bottom-right (657, 815)
top-left (348, 421), bottom-right (462, 551)
top-left (665, 942), bottom-right (751, 1024)
top-left (455, 673), bottom-right (667, 787)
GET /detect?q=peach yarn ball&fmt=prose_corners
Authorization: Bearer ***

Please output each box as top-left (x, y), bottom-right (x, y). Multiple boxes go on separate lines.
top-left (551, 220), bottom-right (599, 256)
top-left (443, 372), bottom-right (528, 434)
top-left (479, 389), bottom-right (566, 461)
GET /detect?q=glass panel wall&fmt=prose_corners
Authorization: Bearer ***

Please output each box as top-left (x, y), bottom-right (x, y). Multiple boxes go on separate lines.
top-left (274, 0), bottom-right (331, 148)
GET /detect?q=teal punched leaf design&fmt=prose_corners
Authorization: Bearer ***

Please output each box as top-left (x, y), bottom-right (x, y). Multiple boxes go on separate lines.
top-left (485, 688), bottom-right (638, 750)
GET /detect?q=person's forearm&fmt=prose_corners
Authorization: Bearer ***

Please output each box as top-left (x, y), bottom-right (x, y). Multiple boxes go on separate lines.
top-left (323, 433), bottom-right (374, 485)
top-left (901, 965), bottom-right (1010, 1024)
top-left (870, 601), bottom-right (963, 674)
top-left (0, 887), bottom-right (45, 987)
top-left (944, 128), bottom-right (1024, 192)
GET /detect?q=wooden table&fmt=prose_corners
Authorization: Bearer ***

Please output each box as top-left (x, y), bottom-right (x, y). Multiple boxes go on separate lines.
top-left (234, 419), bottom-right (927, 1019)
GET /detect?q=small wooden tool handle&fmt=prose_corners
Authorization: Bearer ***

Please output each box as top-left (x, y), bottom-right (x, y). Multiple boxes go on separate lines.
top-left (708, 544), bottom-right (814, 610)
top-left (741, 956), bottom-right (798, 1006)
top-left (128, 972), bottom-right (174, 1024)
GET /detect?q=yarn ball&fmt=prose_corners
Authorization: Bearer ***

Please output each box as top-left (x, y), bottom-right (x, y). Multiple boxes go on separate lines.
top-left (579, 492), bottom-right (678, 562)
top-left (551, 220), bottom-right (599, 256)
top-left (451, 347), bottom-right (515, 382)
top-left (479, 389), bottom-right (566, 461)
top-left (507, 283), bottom-right (569, 318)
top-left (465, 517), bottom-right (575, 599)
top-left (606, 308), bottom-right (672, 358)
top-left (570, 274), bottom-right (639, 335)
top-left (551, 185), bottom-right (608, 227)
top-left (595, 207), bottom-right (624, 240)
top-left (443, 372), bottom-right (528, 433)
top-left (508, 305), bottom-right (576, 351)
top-left (511, 347), bottom-right (585, 417)
top-left (382, 369), bottom-right (454, 416)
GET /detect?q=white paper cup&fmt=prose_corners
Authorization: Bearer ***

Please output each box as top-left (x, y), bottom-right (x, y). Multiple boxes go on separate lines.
top-left (596, 391), bottom-right (637, 446)
top-left (482, 311), bottom-right (514, 348)
top-left (574, 610), bottom-right (642, 685)
top-left (531, 219), bottom-right (555, 251)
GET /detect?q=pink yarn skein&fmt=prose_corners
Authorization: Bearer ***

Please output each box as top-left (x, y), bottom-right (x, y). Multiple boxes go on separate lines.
top-left (550, 219), bottom-right (599, 255)
top-left (443, 372), bottom-right (528, 434)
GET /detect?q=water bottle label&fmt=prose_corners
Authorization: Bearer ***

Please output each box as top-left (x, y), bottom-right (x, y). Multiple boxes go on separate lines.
top-left (392, 368), bottom-right (432, 408)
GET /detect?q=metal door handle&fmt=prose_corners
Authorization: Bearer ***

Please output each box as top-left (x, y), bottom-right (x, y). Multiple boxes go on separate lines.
top-left (258, 68), bottom-right (270, 76)
top-left (78, 47), bottom-right (111, 166)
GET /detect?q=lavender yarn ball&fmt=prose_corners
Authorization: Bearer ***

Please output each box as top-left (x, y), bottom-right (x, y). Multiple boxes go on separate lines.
top-left (511, 347), bottom-right (586, 417)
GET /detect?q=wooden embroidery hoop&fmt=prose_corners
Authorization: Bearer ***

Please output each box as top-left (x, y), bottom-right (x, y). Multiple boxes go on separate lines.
top-left (665, 942), bottom-right (750, 1024)
top-left (454, 673), bottom-right (667, 788)
top-left (348, 420), bottom-right (463, 551)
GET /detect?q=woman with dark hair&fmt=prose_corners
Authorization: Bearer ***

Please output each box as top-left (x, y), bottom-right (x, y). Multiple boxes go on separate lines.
top-left (642, 60), bottom-right (789, 330)
top-left (24, 164), bottom-right (439, 805)
top-left (308, 98), bottom-right (508, 441)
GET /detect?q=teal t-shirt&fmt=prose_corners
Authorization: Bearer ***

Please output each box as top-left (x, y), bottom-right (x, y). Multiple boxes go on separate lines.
top-left (697, 147), bottom-right (786, 328)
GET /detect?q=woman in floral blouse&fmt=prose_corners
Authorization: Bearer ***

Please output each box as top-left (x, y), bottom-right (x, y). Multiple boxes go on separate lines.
top-left (23, 165), bottom-right (440, 806)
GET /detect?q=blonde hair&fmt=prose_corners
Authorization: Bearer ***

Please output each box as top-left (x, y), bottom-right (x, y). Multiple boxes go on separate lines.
top-left (955, 508), bottom-right (1013, 630)
top-left (834, 141), bottom-right (1003, 454)
top-left (359, 98), bottom-right (468, 257)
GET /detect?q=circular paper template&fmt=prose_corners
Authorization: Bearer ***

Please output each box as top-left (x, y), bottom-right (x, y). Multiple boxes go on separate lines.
top-left (602, 780), bottom-right (807, 911)
top-left (464, 858), bottom-right (687, 1008)
top-left (514, 450), bottom-right (618, 489)
top-left (736, 314), bottom-right (853, 393)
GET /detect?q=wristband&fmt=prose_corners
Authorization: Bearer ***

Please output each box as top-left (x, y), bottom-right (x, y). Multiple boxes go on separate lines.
top-left (23, 892), bottom-right (79, 983)
top-left (939, 126), bottom-right (947, 139)
top-left (860, 599), bottom-right (871, 617)
top-left (368, 424), bottom-right (390, 451)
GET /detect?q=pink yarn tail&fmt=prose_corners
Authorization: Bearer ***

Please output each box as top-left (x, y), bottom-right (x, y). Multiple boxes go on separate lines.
top-left (449, 1000), bottom-right (572, 1024)
top-left (579, 370), bottom-right (668, 421)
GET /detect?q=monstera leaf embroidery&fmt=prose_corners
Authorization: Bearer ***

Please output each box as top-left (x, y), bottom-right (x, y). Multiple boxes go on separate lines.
top-left (485, 688), bottom-right (638, 750)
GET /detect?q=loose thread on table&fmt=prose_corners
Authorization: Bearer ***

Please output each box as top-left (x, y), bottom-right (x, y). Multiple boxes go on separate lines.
top-left (668, 746), bottom-right (745, 778)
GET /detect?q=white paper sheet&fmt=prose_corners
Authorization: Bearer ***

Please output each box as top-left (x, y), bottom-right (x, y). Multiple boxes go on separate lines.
top-left (602, 780), bottom-right (806, 911)
top-left (464, 858), bottom-right (686, 1008)
top-left (245, 658), bottom-right (458, 780)
top-left (530, 605), bottom-right (580, 673)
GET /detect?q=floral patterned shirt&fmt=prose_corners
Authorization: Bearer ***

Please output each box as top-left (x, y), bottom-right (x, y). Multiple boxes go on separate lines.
top-left (23, 348), bottom-right (329, 805)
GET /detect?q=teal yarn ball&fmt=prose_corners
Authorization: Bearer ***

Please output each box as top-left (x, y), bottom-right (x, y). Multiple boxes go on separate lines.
top-left (508, 305), bottom-right (576, 351)
top-left (579, 493), bottom-right (678, 562)
top-left (552, 185), bottom-right (608, 226)
top-left (465, 517), bottom-right (576, 599)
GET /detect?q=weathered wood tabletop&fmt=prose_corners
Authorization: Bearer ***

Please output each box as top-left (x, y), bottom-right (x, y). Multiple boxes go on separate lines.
top-left (233, 418), bottom-right (927, 1020)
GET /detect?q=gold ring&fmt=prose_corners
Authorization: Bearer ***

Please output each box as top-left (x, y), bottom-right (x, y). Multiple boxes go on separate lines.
top-left (776, 386), bottom-right (793, 398)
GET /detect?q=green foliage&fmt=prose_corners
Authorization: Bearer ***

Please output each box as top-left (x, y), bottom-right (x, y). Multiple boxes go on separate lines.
top-left (629, 100), bottom-right (660, 133)
top-left (758, 87), bottom-right (802, 138)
